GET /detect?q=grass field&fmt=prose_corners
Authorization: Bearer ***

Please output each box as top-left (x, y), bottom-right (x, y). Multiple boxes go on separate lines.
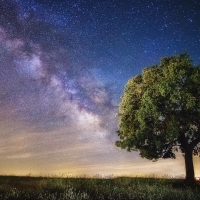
top-left (0, 175), bottom-right (200, 200)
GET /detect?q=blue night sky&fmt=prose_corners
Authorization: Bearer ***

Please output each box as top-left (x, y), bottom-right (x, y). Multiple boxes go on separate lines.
top-left (0, 0), bottom-right (200, 177)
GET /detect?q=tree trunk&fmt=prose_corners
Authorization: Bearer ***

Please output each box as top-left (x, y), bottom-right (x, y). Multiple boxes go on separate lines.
top-left (184, 149), bottom-right (195, 184)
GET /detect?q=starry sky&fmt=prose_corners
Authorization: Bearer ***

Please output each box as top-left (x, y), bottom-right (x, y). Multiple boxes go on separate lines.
top-left (0, 0), bottom-right (200, 177)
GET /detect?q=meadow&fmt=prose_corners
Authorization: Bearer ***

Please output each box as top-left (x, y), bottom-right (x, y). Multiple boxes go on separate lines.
top-left (0, 175), bottom-right (200, 200)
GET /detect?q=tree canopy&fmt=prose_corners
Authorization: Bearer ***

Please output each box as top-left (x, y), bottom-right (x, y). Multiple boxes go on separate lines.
top-left (116, 53), bottom-right (200, 184)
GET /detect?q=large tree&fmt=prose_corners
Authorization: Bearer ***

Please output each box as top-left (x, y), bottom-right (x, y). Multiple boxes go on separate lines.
top-left (116, 54), bottom-right (200, 184)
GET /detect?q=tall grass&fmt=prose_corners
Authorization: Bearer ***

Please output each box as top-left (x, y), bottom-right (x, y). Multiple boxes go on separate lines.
top-left (0, 175), bottom-right (199, 199)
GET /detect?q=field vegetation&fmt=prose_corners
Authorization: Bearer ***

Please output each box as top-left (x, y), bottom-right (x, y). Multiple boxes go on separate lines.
top-left (0, 175), bottom-right (200, 199)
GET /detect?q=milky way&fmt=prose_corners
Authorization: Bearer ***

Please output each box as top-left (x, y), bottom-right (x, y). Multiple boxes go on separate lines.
top-left (0, 0), bottom-right (200, 176)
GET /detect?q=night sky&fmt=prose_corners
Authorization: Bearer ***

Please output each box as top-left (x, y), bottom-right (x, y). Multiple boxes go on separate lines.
top-left (0, 0), bottom-right (200, 177)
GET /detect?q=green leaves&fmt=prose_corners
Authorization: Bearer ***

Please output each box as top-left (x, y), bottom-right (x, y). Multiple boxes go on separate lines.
top-left (184, 93), bottom-right (196, 109)
top-left (116, 53), bottom-right (200, 160)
